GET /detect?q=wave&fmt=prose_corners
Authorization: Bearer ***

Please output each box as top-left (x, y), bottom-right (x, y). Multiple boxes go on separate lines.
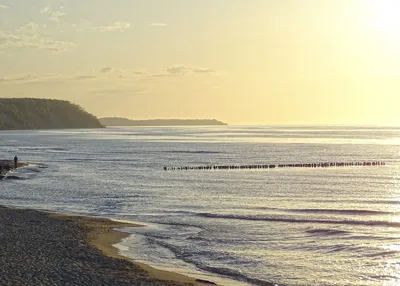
top-left (310, 199), bottom-right (400, 205)
top-left (144, 235), bottom-right (278, 286)
top-left (195, 264), bottom-right (278, 286)
top-left (163, 151), bottom-right (223, 154)
top-left (286, 208), bottom-right (393, 216)
top-left (305, 228), bottom-right (350, 236)
top-left (292, 240), bottom-right (398, 256)
top-left (254, 206), bottom-right (394, 216)
top-left (363, 250), bottom-right (400, 258)
top-left (347, 235), bottom-right (399, 241)
top-left (18, 146), bottom-right (69, 152)
top-left (64, 158), bottom-right (139, 163)
top-left (197, 212), bottom-right (400, 228)
top-left (148, 220), bottom-right (206, 231)
top-left (24, 167), bottom-right (41, 173)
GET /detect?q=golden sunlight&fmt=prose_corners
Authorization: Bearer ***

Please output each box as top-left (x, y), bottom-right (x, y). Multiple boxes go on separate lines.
top-left (369, 0), bottom-right (400, 28)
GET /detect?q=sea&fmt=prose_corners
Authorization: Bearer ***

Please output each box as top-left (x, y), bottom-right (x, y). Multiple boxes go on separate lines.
top-left (1, 125), bottom-right (400, 286)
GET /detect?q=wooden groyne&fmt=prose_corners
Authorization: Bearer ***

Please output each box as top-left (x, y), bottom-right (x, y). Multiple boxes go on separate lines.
top-left (163, 161), bottom-right (385, 171)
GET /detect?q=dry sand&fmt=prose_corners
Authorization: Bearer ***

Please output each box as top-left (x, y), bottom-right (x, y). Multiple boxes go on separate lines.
top-left (0, 206), bottom-right (218, 286)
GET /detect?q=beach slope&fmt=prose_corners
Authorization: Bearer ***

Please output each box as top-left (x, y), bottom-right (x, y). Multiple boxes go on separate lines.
top-left (0, 206), bottom-right (216, 286)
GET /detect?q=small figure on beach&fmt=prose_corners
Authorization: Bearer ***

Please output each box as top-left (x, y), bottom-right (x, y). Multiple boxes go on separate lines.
top-left (14, 156), bottom-right (18, 169)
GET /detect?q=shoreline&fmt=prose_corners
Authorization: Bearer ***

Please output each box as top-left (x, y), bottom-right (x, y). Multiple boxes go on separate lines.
top-left (67, 212), bottom-right (219, 285)
top-left (0, 206), bottom-right (218, 286)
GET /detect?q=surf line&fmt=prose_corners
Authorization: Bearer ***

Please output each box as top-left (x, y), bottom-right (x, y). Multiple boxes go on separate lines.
top-left (163, 161), bottom-right (385, 171)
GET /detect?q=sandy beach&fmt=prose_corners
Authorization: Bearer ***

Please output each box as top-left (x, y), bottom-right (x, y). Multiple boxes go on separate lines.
top-left (0, 206), bottom-right (217, 286)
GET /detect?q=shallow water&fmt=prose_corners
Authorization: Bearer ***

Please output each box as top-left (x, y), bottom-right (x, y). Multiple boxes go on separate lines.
top-left (1, 126), bottom-right (400, 286)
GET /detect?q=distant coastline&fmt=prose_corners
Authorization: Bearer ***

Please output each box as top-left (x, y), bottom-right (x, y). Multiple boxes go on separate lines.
top-left (99, 117), bottom-right (227, 126)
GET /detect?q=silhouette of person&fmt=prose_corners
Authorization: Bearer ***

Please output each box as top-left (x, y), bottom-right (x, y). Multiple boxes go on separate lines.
top-left (14, 156), bottom-right (18, 169)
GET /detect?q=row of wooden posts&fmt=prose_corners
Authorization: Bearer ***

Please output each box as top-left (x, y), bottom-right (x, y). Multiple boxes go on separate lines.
top-left (163, 161), bottom-right (385, 171)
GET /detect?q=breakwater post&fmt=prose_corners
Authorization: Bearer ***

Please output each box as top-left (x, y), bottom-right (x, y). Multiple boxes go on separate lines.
top-left (163, 161), bottom-right (385, 171)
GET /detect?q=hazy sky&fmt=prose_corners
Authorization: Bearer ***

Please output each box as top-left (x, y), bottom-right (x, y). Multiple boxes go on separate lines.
top-left (1, 0), bottom-right (400, 125)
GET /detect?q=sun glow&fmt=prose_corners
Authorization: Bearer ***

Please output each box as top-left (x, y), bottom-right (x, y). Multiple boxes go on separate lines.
top-left (369, 0), bottom-right (400, 28)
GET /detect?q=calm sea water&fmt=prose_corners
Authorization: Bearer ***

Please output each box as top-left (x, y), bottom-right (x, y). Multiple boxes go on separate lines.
top-left (1, 126), bottom-right (400, 286)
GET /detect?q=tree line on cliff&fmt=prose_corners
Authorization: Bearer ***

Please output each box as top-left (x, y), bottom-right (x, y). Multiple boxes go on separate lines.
top-left (0, 98), bottom-right (103, 130)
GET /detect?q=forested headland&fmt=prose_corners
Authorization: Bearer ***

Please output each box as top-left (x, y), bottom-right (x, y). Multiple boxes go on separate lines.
top-left (0, 98), bottom-right (103, 130)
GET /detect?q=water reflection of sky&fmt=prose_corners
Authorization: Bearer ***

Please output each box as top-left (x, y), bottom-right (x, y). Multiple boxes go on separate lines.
top-left (33, 126), bottom-right (400, 145)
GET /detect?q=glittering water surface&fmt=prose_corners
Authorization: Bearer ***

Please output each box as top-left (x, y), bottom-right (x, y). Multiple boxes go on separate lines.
top-left (1, 126), bottom-right (400, 286)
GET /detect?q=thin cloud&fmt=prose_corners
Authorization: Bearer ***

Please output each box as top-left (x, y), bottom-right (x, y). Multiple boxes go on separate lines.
top-left (88, 87), bottom-right (144, 96)
top-left (0, 22), bottom-right (76, 53)
top-left (0, 73), bottom-right (97, 85)
top-left (192, 67), bottom-right (216, 74)
top-left (132, 71), bottom-right (147, 76)
top-left (40, 6), bottom-right (66, 23)
top-left (0, 4), bottom-right (9, 9)
top-left (99, 66), bottom-right (114, 73)
top-left (16, 21), bottom-right (40, 36)
top-left (0, 74), bottom-right (38, 84)
top-left (0, 65), bottom-right (217, 85)
top-left (40, 6), bottom-right (50, 13)
top-left (73, 75), bottom-right (97, 80)
top-left (167, 65), bottom-right (191, 75)
top-left (86, 22), bottom-right (131, 32)
top-left (49, 11), bottom-right (67, 23)
top-left (149, 23), bottom-right (166, 27)
top-left (164, 65), bottom-right (216, 76)
top-left (13, 74), bottom-right (36, 81)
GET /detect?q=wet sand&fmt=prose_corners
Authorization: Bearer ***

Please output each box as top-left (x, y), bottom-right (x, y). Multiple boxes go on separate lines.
top-left (0, 206), bottom-right (217, 286)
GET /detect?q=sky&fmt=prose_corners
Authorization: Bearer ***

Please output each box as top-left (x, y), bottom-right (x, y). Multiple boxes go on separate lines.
top-left (1, 0), bottom-right (400, 125)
